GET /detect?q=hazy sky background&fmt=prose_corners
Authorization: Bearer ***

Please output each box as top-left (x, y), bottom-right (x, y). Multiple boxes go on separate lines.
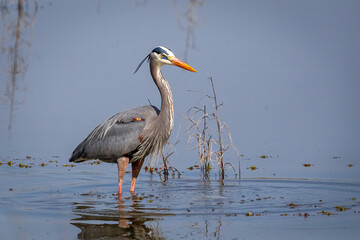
top-left (1, 0), bottom-right (359, 179)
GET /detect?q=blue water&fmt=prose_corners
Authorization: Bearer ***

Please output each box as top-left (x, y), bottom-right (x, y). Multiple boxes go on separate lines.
top-left (1, 158), bottom-right (359, 240)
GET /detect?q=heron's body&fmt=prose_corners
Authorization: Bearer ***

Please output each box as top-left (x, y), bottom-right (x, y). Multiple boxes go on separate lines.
top-left (69, 46), bottom-right (196, 196)
top-left (69, 105), bottom-right (160, 163)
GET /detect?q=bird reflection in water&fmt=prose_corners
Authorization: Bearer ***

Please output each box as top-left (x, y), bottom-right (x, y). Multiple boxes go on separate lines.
top-left (71, 194), bottom-right (167, 240)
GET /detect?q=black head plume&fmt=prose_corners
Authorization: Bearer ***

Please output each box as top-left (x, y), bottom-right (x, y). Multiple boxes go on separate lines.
top-left (152, 46), bottom-right (172, 55)
top-left (134, 54), bottom-right (150, 74)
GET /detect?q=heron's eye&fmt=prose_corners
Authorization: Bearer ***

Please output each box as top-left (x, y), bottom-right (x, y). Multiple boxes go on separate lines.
top-left (161, 53), bottom-right (168, 60)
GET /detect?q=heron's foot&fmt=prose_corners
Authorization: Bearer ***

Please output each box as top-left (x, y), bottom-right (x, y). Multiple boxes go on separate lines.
top-left (117, 193), bottom-right (123, 201)
top-left (130, 177), bottom-right (137, 193)
top-left (118, 180), bottom-right (123, 196)
top-left (130, 158), bottom-right (144, 194)
top-left (117, 157), bottom-right (129, 198)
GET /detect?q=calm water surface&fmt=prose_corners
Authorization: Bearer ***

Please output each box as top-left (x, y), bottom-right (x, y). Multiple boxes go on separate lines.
top-left (0, 158), bottom-right (359, 240)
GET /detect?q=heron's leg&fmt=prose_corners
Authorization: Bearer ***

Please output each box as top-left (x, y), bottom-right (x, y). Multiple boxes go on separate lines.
top-left (117, 157), bottom-right (129, 196)
top-left (130, 159), bottom-right (145, 193)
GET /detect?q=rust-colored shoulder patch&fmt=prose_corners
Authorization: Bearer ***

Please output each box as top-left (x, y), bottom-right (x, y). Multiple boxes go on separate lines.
top-left (138, 135), bottom-right (144, 143)
top-left (133, 117), bottom-right (144, 122)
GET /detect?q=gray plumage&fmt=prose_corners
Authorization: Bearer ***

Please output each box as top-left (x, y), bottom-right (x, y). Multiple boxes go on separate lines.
top-left (69, 46), bottom-right (196, 166)
top-left (69, 105), bottom-right (160, 163)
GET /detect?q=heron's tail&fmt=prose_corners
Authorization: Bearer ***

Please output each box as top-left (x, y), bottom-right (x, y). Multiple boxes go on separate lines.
top-left (69, 155), bottom-right (87, 163)
top-left (69, 144), bottom-right (87, 163)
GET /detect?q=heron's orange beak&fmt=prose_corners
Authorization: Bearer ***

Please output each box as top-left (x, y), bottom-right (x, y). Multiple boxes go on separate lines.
top-left (170, 57), bottom-right (197, 72)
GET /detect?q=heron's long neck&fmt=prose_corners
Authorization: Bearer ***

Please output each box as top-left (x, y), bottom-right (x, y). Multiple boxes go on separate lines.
top-left (150, 61), bottom-right (174, 133)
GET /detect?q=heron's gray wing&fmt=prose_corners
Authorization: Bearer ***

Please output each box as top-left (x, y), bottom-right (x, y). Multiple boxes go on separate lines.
top-left (70, 105), bottom-right (159, 162)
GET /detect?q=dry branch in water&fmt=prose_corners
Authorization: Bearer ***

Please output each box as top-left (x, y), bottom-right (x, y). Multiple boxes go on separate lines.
top-left (0, 0), bottom-right (38, 133)
top-left (186, 77), bottom-right (241, 180)
top-left (161, 140), bottom-right (181, 180)
top-left (145, 140), bottom-right (181, 181)
top-left (173, 0), bottom-right (205, 61)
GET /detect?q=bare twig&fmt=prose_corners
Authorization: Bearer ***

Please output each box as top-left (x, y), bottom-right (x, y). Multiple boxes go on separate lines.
top-left (173, 0), bottom-right (204, 61)
top-left (0, 0), bottom-right (38, 134)
top-left (209, 76), bottom-right (224, 180)
top-left (160, 140), bottom-right (180, 180)
top-left (186, 76), bottom-right (240, 180)
top-left (224, 123), bottom-right (241, 179)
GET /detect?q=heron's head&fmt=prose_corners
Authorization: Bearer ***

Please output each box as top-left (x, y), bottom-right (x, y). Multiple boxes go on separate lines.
top-left (151, 46), bottom-right (196, 72)
top-left (134, 46), bottom-right (196, 74)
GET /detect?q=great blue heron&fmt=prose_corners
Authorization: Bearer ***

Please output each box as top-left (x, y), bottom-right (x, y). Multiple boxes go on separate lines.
top-left (69, 46), bottom-right (196, 195)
